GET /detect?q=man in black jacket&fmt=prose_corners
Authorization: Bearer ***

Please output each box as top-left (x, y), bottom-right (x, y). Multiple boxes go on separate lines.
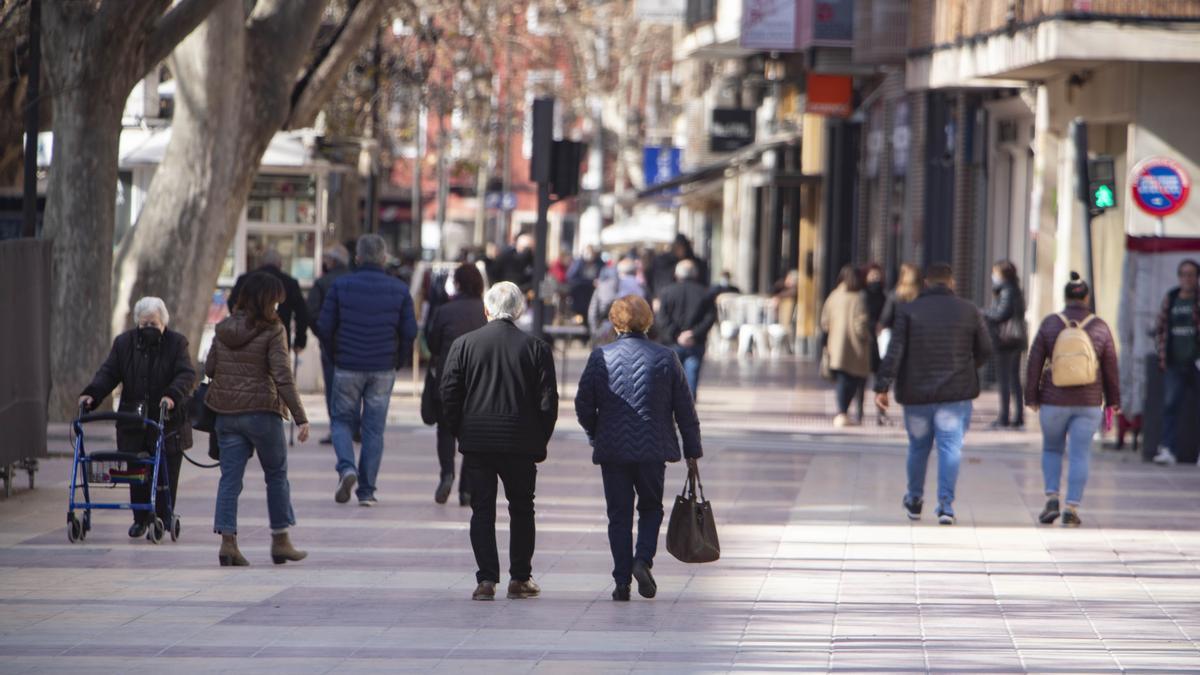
top-left (307, 245), bottom-right (355, 445)
top-left (656, 259), bottom-right (716, 401)
top-left (874, 263), bottom-right (992, 526)
top-left (441, 281), bottom-right (559, 601)
top-left (228, 248), bottom-right (309, 353)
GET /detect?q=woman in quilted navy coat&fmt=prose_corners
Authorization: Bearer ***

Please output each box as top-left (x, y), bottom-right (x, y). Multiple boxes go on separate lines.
top-left (575, 295), bottom-right (703, 602)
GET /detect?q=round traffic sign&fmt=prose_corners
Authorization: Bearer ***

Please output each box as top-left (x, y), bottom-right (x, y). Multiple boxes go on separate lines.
top-left (1131, 157), bottom-right (1191, 217)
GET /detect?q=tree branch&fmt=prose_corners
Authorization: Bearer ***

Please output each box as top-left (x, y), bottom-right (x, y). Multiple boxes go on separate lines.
top-left (143, 0), bottom-right (225, 72)
top-left (285, 0), bottom-right (385, 130)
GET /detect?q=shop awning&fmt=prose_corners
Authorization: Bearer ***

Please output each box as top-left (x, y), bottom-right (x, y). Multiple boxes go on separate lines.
top-left (636, 133), bottom-right (805, 201)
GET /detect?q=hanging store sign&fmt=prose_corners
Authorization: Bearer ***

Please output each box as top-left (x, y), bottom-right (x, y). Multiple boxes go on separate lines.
top-left (1131, 157), bottom-right (1191, 217)
top-left (740, 0), bottom-right (854, 51)
top-left (805, 73), bottom-right (853, 117)
top-left (710, 109), bottom-right (756, 153)
top-left (635, 0), bottom-right (686, 23)
top-left (644, 146), bottom-right (683, 187)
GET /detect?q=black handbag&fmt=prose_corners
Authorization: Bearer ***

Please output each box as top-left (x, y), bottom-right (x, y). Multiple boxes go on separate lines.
top-left (666, 464), bottom-right (720, 564)
top-left (997, 316), bottom-right (1028, 350)
top-left (189, 381), bottom-right (217, 434)
top-left (420, 365), bottom-right (440, 426)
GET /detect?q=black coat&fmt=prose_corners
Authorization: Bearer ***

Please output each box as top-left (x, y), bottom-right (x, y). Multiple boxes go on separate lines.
top-left (229, 265), bottom-right (310, 350)
top-left (306, 265), bottom-right (350, 351)
top-left (440, 320), bottom-right (559, 461)
top-left (493, 247), bottom-right (534, 292)
top-left (81, 329), bottom-right (197, 452)
top-left (656, 280), bottom-right (717, 348)
top-left (426, 296), bottom-right (487, 363)
top-left (650, 253), bottom-right (709, 300)
top-left (874, 286), bottom-right (993, 406)
top-left (984, 280), bottom-right (1027, 352)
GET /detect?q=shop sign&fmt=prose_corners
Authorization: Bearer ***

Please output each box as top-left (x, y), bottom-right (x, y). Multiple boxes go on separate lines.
top-left (710, 109), bottom-right (756, 153)
top-left (635, 0), bottom-right (685, 23)
top-left (1131, 157), bottom-right (1191, 217)
top-left (805, 73), bottom-right (852, 117)
top-left (644, 146), bottom-right (683, 187)
top-left (740, 0), bottom-right (854, 50)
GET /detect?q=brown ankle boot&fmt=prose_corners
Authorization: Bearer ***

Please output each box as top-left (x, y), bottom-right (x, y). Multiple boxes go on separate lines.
top-left (270, 531), bottom-right (307, 565)
top-left (218, 534), bottom-right (249, 567)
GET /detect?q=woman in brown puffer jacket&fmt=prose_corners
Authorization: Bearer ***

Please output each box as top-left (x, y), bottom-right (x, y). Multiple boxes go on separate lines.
top-left (206, 272), bottom-right (310, 566)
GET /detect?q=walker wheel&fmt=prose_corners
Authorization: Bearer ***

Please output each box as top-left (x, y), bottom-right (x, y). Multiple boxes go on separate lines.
top-left (148, 518), bottom-right (165, 544)
top-left (170, 516), bottom-right (181, 542)
top-left (67, 515), bottom-right (81, 543)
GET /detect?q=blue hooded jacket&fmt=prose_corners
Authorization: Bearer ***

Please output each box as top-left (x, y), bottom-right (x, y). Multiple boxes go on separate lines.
top-left (316, 265), bottom-right (417, 372)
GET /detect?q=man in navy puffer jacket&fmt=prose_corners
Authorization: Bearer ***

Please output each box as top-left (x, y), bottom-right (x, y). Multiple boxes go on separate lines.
top-left (576, 295), bottom-right (703, 601)
top-left (317, 234), bottom-right (417, 506)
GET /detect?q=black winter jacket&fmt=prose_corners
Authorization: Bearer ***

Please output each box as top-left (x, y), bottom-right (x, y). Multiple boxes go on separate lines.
top-left (575, 334), bottom-right (702, 465)
top-left (426, 296), bottom-right (487, 363)
top-left (984, 281), bottom-right (1027, 352)
top-left (306, 265), bottom-right (350, 350)
top-left (656, 280), bottom-right (717, 347)
top-left (81, 329), bottom-right (196, 452)
top-left (440, 320), bottom-right (559, 461)
top-left (874, 286), bottom-right (993, 405)
top-left (229, 265), bottom-right (310, 350)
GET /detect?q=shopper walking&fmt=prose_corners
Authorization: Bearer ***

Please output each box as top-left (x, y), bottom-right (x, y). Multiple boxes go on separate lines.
top-left (875, 263), bottom-right (992, 525)
top-left (80, 297), bottom-right (196, 539)
top-left (317, 234), bottom-right (418, 506)
top-left (307, 245), bottom-right (355, 445)
top-left (205, 272), bottom-right (309, 566)
top-left (878, 263), bottom-right (922, 335)
top-left (1152, 259), bottom-right (1200, 465)
top-left (575, 296), bottom-right (703, 601)
top-left (985, 260), bottom-right (1028, 429)
top-left (1025, 273), bottom-right (1120, 527)
top-left (588, 257), bottom-right (646, 345)
top-left (228, 248), bottom-right (309, 354)
top-left (424, 263), bottom-right (488, 506)
top-left (656, 260), bottom-right (717, 401)
top-left (821, 265), bottom-right (872, 427)
top-left (440, 282), bottom-right (559, 601)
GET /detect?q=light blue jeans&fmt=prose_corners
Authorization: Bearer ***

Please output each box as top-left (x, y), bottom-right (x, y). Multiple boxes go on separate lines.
top-left (214, 412), bottom-right (295, 534)
top-left (903, 400), bottom-right (973, 515)
top-left (672, 345), bottom-right (704, 401)
top-left (332, 368), bottom-right (396, 500)
top-left (1039, 405), bottom-right (1102, 507)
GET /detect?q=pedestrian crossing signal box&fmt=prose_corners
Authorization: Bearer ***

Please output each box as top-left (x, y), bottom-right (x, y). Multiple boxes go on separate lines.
top-left (1088, 156), bottom-right (1117, 215)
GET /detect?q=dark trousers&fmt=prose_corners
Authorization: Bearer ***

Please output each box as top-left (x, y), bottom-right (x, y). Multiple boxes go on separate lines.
top-left (833, 370), bottom-right (865, 415)
top-left (463, 453), bottom-right (537, 584)
top-left (601, 462), bottom-right (666, 585)
top-left (436, 424), bottom-right (468, 495)
top-left (996, 349), bottom-right (1025, 425)
top-left (120, 432), bottom-right (181, 525)
top-left (1163, 364), bottom-right (1199, 452)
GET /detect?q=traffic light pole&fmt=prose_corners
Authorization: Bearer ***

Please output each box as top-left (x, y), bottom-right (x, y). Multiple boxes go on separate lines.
top-left (532, 181), bottom-right (550, 340)
top-left (1072, 118), bottom-right (1097, 312)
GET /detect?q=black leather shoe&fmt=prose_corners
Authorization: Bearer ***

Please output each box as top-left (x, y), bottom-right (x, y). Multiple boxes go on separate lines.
top-left (632, 559), bottom-right (657, 599)
top-left (435, 476), bottom-right (453, 504)
top-left (128, 522), bottom-right (148, 538)
top-left (318, 435), bottom-right (333, 445)
top-left (612, 584), bottom-right (631, 601)
top-left (1039, 498), bottom-right (1061, 525)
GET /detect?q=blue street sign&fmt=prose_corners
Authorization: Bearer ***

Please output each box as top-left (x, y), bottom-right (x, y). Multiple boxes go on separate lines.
top-left (644, 146), bottom-right (682, 188)
top-left (485, 192), bottom-right (518, 211)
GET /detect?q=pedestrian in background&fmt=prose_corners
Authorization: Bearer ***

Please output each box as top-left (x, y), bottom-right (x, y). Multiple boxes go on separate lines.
top-left (576, 295), bottom-right (702, 601)
top-left (307, 244), bottom-right (355, 445)
top-left (1026, 273), bottom-right (1120, 528)
top-left (205, 272), bottom-right (309, 566)
top-left (650, 234), bottom-right (709, 300)
top-left (317, 234), bottom-right (418, 507)
top-left (588, 257), bottom-right (646, 345)
top-left (1152, 259), bottom-right (1200, 466)
top-left (875, 263), bottom-right (992, 526)
top-left (821, 265), bottom-right (872, 428)
top-left (80, 297), bottom-right (195, 540)
top-left (440, 282), bottom-right (559, 601)
top-left (859, 263), bottom-right (888, 424)
top-left (985, 260), bottom-right (1028, 430)
top-left (568, 245), bottom-right (605, 318)
top-left (424, 263), bottom-right (487, 506)
top-left (656, 259), bottom-right (717, 401)
top-left (228, 248), bottom-right (309, 355)
top-left (878, 263), bottom-right (922, 336)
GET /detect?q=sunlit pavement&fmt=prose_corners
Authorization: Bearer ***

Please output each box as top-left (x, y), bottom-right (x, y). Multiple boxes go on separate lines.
top-left (3, 357), bottom-right (1200, 673)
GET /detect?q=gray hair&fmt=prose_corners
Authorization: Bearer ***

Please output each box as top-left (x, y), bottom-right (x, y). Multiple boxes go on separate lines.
top-left (323, 244), bottom-right (350, 268)
top-left (356, 234), bottom-right (389, 266)
top-left (261, 248), bottom-right (283, 269)
top-left (675, 259), bottom-right (698, 281)
top-left (617, 258), bottom-right (637, 276)
top-left (132, 296), bottom-right (170, 326)
top-left (484, 281), bottom-right (527, 321)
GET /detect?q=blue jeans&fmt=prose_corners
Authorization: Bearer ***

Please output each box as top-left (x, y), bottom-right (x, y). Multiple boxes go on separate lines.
top-left (903, 401), bottom-right (973, 515)
top-left (332, 368), bottom-right (396, 500)
top-left (1039, 405), bottom-right (1102, 507)
top-left (321, 350), bottom-right (360, 436)
top-left (601, 462), bottom-right (666, 585)
top-left (673, 344), bottom-right (704, 401)
top-left (213, 412), bottom-right (295, 534)
top-left (1162, 364), bottom-right (1198, 452)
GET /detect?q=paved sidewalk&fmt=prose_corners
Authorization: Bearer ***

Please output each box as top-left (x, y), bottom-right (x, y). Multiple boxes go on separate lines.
top-left (4, 358), bottom-right (1200, 673)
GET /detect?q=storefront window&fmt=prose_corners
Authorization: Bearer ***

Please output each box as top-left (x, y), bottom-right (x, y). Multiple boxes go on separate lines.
top-left (247, 175), bottom-right (316, 224)
top-left (246, 231), bottom-right (317, 283)
top-left (219, 243), bottom-right (236, 281)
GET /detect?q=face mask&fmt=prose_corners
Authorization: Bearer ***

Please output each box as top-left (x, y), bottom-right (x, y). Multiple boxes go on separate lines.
top-left (992, 275), bottom-right (1004, 288)
top-left (138, 326), bottom-right (162, 347)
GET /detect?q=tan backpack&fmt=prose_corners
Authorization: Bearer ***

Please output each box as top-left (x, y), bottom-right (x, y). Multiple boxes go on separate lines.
top-left (1050, 314), bottom-right (1098, 387)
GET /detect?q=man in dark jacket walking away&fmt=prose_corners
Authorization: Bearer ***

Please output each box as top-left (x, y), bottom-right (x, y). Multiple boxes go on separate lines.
top-left (649, 234), bottom-right (709, 300)
top-left (1152, 259), bottom-right (1200, 466)
top-left (874, 263), bottom-right (992, 526)
top-left (317, 235), bottom-right (418, 506)
top-left (441, 282), bottom-right (559, 601)
top-left (307, 244), bottom-right (354, 445)
top-left (229, 248), bottom-right (309, 354)
top-left (656, 259), bottom-right (717, 401)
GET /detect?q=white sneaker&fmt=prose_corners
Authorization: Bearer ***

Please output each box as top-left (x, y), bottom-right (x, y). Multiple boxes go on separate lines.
top-left (1153, 447), bottom-right (1178, 466)
top-left (833, 414), bottom-right (849, 428)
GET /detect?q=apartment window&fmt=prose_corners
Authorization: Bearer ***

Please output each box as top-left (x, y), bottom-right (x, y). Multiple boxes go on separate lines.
top-left (686, 0), bottom-right (716, 27)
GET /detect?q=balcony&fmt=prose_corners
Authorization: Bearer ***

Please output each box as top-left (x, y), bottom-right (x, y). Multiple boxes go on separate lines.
top-left (916, 0), bottom-right (1200, 50)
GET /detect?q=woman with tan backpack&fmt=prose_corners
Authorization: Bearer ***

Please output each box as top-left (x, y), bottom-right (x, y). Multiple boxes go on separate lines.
top-left (1025, 273), bottom-right (1120, 527)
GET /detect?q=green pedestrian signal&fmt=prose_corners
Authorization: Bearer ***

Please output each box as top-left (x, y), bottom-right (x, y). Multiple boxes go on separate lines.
top-left (1093, 184), bottom-right (1115, 209)
top-left (1086, 155), bottom-right (1117, 214)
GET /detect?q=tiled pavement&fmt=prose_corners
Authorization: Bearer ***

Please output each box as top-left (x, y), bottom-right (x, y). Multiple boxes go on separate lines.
top-left (3, 358), bottom-right (1200, 673)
